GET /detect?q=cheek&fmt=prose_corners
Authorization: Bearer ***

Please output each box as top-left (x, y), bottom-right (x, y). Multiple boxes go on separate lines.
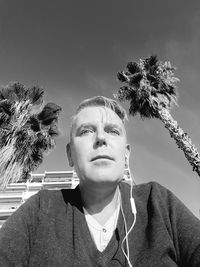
top-left (117, 142), bottom-right (127, 157)
top-left (71, 144), bottom-right (90, 166)
top-left (115, 145), bottom-right (126, 168)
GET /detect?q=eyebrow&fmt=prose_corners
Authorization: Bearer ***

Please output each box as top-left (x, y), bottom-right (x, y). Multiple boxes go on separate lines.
top-left (105, 123), bottom-right (123, 131)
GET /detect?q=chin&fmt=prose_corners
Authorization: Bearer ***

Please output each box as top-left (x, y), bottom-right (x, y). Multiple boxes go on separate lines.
top-left (90, 171), bottom-right (122, 184)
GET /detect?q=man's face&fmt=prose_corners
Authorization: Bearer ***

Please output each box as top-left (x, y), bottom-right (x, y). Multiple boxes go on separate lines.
top-left (67, 106), bottom-right (129, 186)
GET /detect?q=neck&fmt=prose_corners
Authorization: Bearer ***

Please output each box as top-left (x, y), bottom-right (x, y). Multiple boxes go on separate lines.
top-left (80, 182), bottom-right (120, 225)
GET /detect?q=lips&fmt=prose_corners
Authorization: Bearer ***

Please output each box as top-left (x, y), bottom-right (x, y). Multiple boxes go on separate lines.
top-left (91, 155), bottom-right (114, 161)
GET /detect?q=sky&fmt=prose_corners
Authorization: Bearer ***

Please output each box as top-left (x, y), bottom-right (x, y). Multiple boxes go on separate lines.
top-left (0, 0), bottom-right (200, 217)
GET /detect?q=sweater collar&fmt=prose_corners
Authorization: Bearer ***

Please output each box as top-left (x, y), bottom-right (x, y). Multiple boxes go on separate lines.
top-left (72, 182), bottom-right (133, 266)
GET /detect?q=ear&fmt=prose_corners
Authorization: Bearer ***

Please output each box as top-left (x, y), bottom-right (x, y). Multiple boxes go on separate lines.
top-left (125, 144), bottom-right (131, 167)
top-left (66, 143), bottom-right (74, 167)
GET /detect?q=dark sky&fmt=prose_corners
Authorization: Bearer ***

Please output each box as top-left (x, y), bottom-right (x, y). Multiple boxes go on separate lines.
top-left (0, 0), bottom-right (200, 216)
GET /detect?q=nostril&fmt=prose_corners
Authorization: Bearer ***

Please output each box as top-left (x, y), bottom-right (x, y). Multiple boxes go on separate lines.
top-left (95, 137), bottom-right (106, 147)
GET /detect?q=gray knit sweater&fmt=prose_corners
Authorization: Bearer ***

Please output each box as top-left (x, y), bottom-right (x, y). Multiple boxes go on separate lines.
top-left (0, 181), bottom-right (200, 266)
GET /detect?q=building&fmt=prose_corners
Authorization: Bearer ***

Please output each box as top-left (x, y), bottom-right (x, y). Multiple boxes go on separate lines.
top-left (0, 170), bottom-right (79, 228)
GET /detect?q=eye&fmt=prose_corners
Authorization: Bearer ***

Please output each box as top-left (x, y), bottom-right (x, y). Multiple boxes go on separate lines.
top-left (80, 128), bottom-right (94, 136)
top-left (106, 128), bottom-right (120, 135)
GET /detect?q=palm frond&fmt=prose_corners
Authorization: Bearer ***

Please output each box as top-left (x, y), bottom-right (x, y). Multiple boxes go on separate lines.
top-left (0, 82), bottom-right (27, 102)
top-left (0, 87), bottom-right (14, 101)
top-left (38, 102), bottom-right (62, 126)
top-left (117, 72), bottom-right (128, 82)
top-left (28, 86), bottom-right (44, 106)
top-left (47, 122), bottom-right (60, 137)
top-left (129, 73), bottom-right (143, 88)
top-left (126, 62), bottom-right (141, 75)
top-left (144, 55), bottom-right (158, 71)
top-left (25, 115), bottom-right (41, 132)
top-left (116, 86), bottom-right (134, 102)
top-left (18, 171), bottom-right (31, 183)
top-left (115, 55), bottom-right (179, 118)
top-left (0, 100), bottom-right (13, 118)
top-left (10, 82), bottom-right (27, 102)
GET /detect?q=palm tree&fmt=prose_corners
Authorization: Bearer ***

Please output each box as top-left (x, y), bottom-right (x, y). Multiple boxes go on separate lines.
top-left (0, 82), bottom-right (62, 189)
top-left (115, 55), bottom-right (200, 177)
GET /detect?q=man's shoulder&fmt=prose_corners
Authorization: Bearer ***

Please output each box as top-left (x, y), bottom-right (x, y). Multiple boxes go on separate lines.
top-left (20, 187), bottom-right (78, 213)
top-left (120, 180), bottom-right (172, 210)
top-left (134, 181), bottom-right (169, 195)
top-left (37, 187), bottom-right (79, 204)
top-left (121, 180), bottom-right (166, 196)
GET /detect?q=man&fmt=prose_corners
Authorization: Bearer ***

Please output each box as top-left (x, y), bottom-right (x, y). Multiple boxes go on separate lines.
top-left (0, 96), bottom-right (200, 266)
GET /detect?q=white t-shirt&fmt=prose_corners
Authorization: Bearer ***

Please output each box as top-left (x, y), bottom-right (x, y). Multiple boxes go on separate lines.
top-left (83, 196), bottom-right (120, 252)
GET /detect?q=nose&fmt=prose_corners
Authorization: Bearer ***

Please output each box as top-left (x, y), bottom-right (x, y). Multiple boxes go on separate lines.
top-left (94, 129), bottom-right (107, 147)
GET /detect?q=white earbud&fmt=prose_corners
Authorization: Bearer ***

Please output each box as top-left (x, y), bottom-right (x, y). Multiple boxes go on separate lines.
top-left (130, 197), bottom-right (137, 215)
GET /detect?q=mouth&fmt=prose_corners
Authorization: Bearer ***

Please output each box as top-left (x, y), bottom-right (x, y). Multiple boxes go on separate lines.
top-left (91, 155), bottom-right (114, 161)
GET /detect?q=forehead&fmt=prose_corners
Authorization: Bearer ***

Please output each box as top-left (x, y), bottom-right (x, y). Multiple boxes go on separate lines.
top-left (73, 106), bottom-right (125, 129)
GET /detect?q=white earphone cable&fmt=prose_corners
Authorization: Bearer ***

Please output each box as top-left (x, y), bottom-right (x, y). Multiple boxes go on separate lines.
top-left (120, 175), bottom-right (137, 267)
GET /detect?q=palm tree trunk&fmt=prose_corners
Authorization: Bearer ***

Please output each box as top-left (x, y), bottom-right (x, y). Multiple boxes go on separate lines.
top-left (158, 108), bottom-right (200, 176)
